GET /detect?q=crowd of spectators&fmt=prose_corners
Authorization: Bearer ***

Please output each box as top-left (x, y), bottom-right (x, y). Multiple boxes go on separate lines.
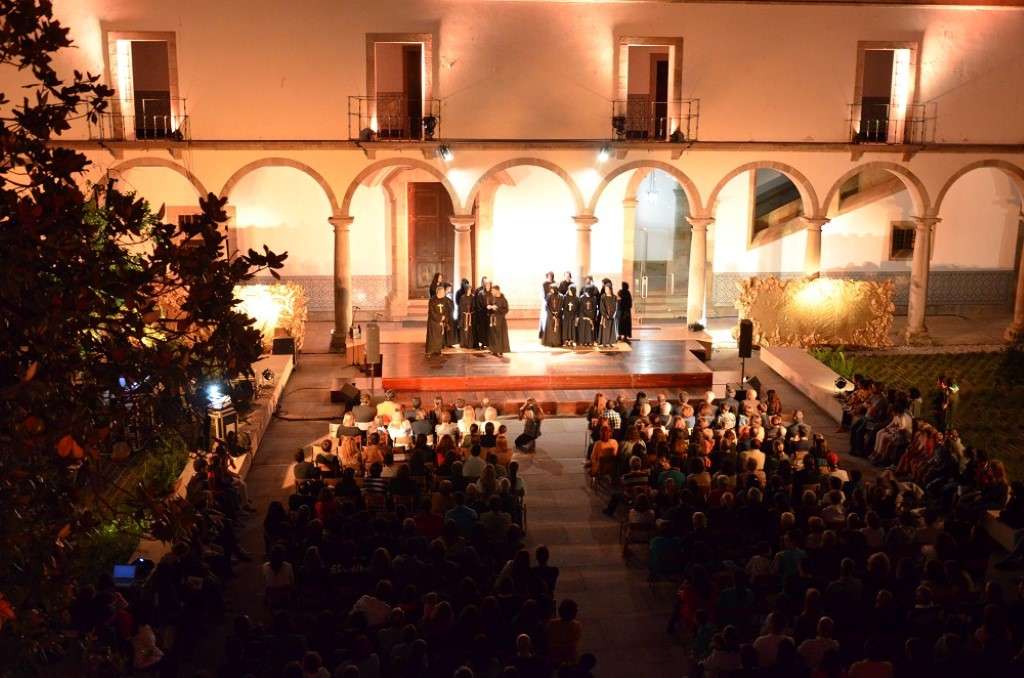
top-left (585, 386), bottom-right (1024, 676)
top-left (223, 392), bottom-right (594, 678)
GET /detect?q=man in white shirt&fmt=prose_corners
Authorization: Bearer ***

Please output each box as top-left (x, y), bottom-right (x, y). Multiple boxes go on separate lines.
top-left (753, 613), bottom-right (792, 667)
top-left (462, 444), bottom-right (487, 478)
top-left (740, 440), bottom-right (766, 471)
top-left (798, 616), bottom-right (839, 670)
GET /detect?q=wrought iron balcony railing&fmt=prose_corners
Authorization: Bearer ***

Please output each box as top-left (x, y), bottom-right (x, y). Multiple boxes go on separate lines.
top-left (88, 97), bottom-right (189, 141)
top-left (848, 101), bottom-right (935, 144)
top-left (348, 96), bottom-right (442, 141)
top-left (611, 98), bottom-right (699, 142)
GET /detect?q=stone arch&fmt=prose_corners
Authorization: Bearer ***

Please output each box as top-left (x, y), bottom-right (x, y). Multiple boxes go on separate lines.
top-left (933, 159), bottom-right (1024, 215)
top-left (821, 161), bottom-right (931, 218)
top-left (588, 159), bottom-right (703, 215)
top-left (340, 157), bottom-right (460, 217)
top-left (465, 158), bottom-right (585, 215)
top-left (707, 160), bottom-right (819, 218)
top-left (220, 157), bottom-right (341, 216)
top-left (107, 157), bottom-right (208, 197)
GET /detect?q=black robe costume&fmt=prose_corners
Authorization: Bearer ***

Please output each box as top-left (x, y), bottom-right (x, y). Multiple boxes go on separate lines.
top-left (426, 296), bottom-right (455, 354)
top-left (473, 286), bottom-right (492, 348)
top-left (542, 291), bottom-right (563, 347)
top-left (617, 288), bottom-right (633, 339)
top-left (561, 292), bottom-right (579, 345)
top-left (457, 290), bottom-right (474, 347)
top-left (577, 293), bottom-right (597, 346)
top-left (557, 279), bottom-right (572, 295)
top-left (539, 280), bottom-right (553, 339)
top-left (598, 293), bottom-right (618, 346)
top-left (487, 295), bottom-right (511, 355)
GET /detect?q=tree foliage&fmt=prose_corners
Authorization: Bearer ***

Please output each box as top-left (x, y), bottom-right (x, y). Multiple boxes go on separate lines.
top-left (0, 0), bottom-right (285, 667)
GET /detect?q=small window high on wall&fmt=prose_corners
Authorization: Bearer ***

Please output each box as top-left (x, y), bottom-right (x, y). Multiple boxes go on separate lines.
top-left (104, 32), bottom-right (184, 141)
top-left (851, 41), bottom-right (920, 144)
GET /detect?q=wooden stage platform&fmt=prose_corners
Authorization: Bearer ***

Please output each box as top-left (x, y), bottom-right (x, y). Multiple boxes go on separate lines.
top-left (380, 340), bottom-right (713, 394)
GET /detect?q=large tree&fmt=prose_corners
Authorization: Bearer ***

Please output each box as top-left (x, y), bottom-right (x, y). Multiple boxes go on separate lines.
top-left (0, 0), bottom-right (284, 669)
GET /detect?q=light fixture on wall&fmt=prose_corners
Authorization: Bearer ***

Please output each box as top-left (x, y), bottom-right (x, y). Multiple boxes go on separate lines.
top-left (597, 144), bottom-right (611, 163)
top-left (437, 144), bottom-right (454, 162)
top-left (643, 172), bottom-right (658, 203)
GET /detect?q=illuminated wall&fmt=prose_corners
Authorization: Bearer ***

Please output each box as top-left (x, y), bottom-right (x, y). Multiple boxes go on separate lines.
top-left (489, 167), bottom-right (577, 302)
top-left (10, 1), bottom-right (1023, 142)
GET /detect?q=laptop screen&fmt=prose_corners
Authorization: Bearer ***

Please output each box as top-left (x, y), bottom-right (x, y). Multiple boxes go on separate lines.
top-left (113, 564), bottom-right (136, 581)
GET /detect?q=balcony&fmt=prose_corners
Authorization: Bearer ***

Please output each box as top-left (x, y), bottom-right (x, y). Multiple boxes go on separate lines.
top-left (848, 101), bottom-right (935, 144)
top-left (348, 96), bottom-right (442, 141)
top-left (88, 98), bottom-right (189, 142)
top-left (611, 99), bottom-right (699, 142)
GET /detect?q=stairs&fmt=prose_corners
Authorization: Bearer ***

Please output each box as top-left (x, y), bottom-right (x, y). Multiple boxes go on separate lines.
top-left (635, 293), bottom-right (688, 322)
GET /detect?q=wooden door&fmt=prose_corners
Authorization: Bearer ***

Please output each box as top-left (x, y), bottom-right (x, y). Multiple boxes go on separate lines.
top-left (408, 183), bottom-right (454, 298)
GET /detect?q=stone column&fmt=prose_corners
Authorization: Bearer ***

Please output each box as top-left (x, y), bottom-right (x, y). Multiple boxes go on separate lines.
top-left (622, 198), bottom-right (638, 285)
top-left (329, 215), bottom-right (354, 352)
top-left (474, 183), bottom-right (496, 281)
top-left (573, 214), bottom-right (598, 284)
top-left (450, 215), bottom-right (475, 284)
top-left (686, 217), bottom-right (714, 326)
top-left (1006, 253), bottom-right (1024, 341)
top-left (905, 216), bottom-right (940, 344)
top-left (801, 217), bottom-right (829, 277)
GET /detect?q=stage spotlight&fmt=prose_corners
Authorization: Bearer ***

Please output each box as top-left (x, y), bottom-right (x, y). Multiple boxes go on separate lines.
top-left (206, 383), bottom-right (231, 410)
top-left (834, 376), bottom-right (848, 391)
top-left (437, 144), bottom-right (454, 162)
top-left (597, 145), bottom-right (611, 163)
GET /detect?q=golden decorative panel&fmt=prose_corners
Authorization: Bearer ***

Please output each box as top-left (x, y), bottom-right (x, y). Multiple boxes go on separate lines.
top-left (234, 283), bottom-right (309, 352)
top-left (735, 276), bottom-right (895, 348)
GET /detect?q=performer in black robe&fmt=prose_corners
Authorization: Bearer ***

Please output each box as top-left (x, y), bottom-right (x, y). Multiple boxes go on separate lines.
top-left (617, 281), bottom-right (634, 343)
top-left (542, 287), bottom-right (563, 347)
top-left (577, 290), bottom-right (597, 347)
top-left (456, 279), bottom-right (474, 347)
top-left (426, 285), bottom-right (455, 355)
top-left (581, 275), bottom-right (599, 299)
top-left (429, 272), bottom-right (442, 299)
top-left (487, 285), bottom-right (511, 357)
top-left (473, 277), bottom-right (492, 349)
top-left (557, 271), bottom-right (573, 295)
top-left (539, 272), bottom-right (554, 339)
top-left (561, 285), bottom-right (580, 347)
top-left (598, 282), bottom-right (618, 347)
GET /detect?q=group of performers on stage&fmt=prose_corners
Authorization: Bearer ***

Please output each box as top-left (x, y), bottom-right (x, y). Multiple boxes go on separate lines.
top-left (424, 271), bottom-right (634, 357)
top-left (426, 274), bottom-right (510, 357)
top-left (540, 271), bottom-right (633, 349)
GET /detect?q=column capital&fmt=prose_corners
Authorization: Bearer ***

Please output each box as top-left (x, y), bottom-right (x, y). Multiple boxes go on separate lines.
top-left (622, 198), bottom-right (638, 209)
top-left (573, 214), bottom-right (599, 230)
top-left (449, 215), bottom-right (475, 233)
top-left (912, 216), bottom-right (941, 230)
top-left (686, 216), bottom-right (714, 231)
top-left (800, 216), bottom-right (829, 231)
top-left (329, 215), bottom-right (354, 231)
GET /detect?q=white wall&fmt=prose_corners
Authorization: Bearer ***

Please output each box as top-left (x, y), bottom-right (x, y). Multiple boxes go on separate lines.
top-left (822, 190), bottom-right (915, 272)
top-left (592, 171), bottom-right (629, 276)
top-left (712, 172), bottom-right (807, 274)
top-left (115, 166), bottom-right (202, 211)
top-left (933, 169), bottom-right (1020, 269)
top-left (13, 0), bottom-right (1024, 142)
top-left (229, 167), bottom-right (333, 277)
top-left (490, 167), bottom-right (577, 302)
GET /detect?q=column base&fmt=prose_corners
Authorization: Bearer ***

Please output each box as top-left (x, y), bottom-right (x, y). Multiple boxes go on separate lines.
top-left (903, 326), bottom-right (933, 346)
top-left (1005, 322), bottom-right (1024, 343)
top-left (329, 330), bottom-right (348, 352)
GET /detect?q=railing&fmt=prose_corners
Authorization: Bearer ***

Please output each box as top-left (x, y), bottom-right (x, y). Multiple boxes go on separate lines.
top-left (611, 98), bottom-right (699, 142)
top-left (848, 101), bottom-right (935, 144)
top-left (348, 96), bottom-right (442, 141)
top-left (88, 97), bottom-right (189, 141)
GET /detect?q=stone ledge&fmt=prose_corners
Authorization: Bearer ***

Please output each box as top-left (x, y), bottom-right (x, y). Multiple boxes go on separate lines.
top-left (761, 346), bottom-right (845, 424)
